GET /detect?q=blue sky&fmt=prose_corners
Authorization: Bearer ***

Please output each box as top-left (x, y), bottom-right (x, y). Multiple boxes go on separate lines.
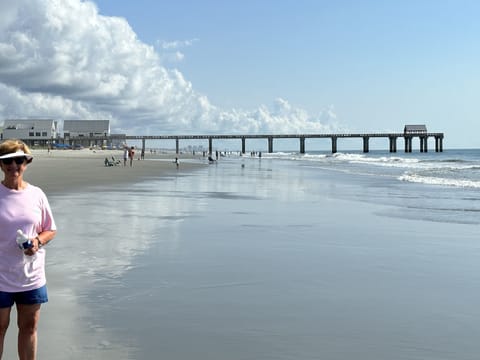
top-left (0, 0), bottom-right (479, 148)
top-left (90, 0), bottom-right (480, 147)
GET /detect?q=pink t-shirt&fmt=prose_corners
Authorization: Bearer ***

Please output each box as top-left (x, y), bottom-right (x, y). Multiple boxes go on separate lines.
top-left (0, 183), bottom-right (56, 292)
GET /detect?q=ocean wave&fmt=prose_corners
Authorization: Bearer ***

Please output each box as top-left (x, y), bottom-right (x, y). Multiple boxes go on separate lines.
top-left (263, 152), bottom-right (327, 161)
top-left (346, 155), bottom-right (480, 171)
top-left (302, 153), bottom-right (328, 160)
top-left (261, 152), bottom-right (299, 160)
top-left (423, 158), bottom-right (469, 163)
top-left (263, 151), bottom-right (480, 174)
top-left (398, 173), bottom-right (480, 188)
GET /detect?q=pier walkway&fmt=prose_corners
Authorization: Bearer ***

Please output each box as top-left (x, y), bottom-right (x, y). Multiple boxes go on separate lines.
top-left (66, 132), bottom-right (444, 154)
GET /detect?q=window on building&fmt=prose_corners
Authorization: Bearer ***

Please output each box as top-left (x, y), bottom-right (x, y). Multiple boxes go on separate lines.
top-left (29, 132), bottom-right (34, 137)
top-left (35, 132), bottom-right (41, 136)
top-left (42, 132), bottom-right (47, 136)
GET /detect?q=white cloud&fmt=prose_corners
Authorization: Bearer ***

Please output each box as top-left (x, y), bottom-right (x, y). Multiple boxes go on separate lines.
top-left (158, 39), bottom-right (199, 50)
top-left (0, 0), bottom-right (339, 135)
top-left (0, 83), bottom-right (111, 121)
top-left (154, 39), bottom-right (198, 64)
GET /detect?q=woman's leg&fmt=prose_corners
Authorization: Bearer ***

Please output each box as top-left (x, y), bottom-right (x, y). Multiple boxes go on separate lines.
top-left (16, 304), bottom-right (41, 360)
top-left (0, 307), bottom-right (12, 359)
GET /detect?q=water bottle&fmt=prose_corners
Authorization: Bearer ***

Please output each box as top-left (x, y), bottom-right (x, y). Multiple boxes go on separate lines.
top-left (16, 229), bottom-right (32, 249)
top-left (16, 230), bottom-right (36, 262)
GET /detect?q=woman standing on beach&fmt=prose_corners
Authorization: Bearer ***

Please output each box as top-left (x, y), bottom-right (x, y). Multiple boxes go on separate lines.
top-left (0, 140), bottom-right (57, 360)
top-left (129, 146), bottom-right (135, 167)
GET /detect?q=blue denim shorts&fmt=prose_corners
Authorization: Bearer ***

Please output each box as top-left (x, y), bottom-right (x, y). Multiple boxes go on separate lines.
top-left (0, 285), bottom-right (48, 308)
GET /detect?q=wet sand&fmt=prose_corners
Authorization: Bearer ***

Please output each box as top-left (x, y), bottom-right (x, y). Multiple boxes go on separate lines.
top-left (3, 148), bottom-right (206, 360)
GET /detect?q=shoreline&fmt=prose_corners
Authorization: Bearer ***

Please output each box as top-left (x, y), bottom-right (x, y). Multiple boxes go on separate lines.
top-left (25, 149), bottom-right (206, 195)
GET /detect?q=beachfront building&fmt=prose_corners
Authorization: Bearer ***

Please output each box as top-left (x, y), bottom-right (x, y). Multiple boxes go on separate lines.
top-left (1, 119), bottom-right (58, 146)
top-left (63, 120), bottom-right (110, 148)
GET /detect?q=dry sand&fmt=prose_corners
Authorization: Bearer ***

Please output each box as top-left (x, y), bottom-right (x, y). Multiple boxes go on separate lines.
top-left (24, 149), bottom-right (205, 194)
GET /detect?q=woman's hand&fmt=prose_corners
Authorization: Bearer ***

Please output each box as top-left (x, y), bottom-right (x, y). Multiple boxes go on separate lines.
top-left (24, 237), bottom-right (41, 256)
top-left (24, 231), bottom-right (56, 256)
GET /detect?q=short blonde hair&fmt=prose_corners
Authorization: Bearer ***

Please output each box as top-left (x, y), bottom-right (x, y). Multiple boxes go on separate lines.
top-left (0, 139), bottom-right (33, 162)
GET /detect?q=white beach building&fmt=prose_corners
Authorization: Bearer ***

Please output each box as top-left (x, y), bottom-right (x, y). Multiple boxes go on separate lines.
top-left (63, 120), bottom-right (110, 148)
top-left (1, 119), bottom-right (58, 146)
top-left (63, 120), bottom-right (110, 137)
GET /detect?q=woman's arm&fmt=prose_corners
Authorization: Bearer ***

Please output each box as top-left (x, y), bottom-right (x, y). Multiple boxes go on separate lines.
top-left (27, 230), bottom-right (57, 254)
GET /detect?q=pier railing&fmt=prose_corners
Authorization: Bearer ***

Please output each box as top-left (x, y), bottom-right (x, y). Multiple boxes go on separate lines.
top-left (62, 132), bottom-right (444, 154)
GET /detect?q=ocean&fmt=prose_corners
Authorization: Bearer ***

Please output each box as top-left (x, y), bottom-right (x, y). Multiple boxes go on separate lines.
top-left (12, 149), bottom-right (480, 359)
top-left (262, 148), bottom-right (480, 225)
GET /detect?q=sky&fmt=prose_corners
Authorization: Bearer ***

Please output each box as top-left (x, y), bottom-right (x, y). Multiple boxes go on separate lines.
top-left (0, 0), bottom-right (479, 148)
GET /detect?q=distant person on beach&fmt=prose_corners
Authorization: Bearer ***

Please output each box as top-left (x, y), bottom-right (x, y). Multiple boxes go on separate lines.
top-left (129, 146), bottom-right (135, 167)
top-left (0, 139), bottom-right (57, 360)
top-left (123, 146), bottom-right (128, 166)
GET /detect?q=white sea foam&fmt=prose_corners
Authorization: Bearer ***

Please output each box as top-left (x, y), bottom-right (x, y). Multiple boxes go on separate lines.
top-left (301, 153), bottom-right (328, 161)
top-left (399, 173), bottom-right (480, 188)
top-left (263, 152), bottom-right (327, 161)
top-left (336, 153), bottom-right (479, 172)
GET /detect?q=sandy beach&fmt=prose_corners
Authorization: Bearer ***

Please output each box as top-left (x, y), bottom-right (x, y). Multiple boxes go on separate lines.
top-left (26, 149), bottom-right (204, 194)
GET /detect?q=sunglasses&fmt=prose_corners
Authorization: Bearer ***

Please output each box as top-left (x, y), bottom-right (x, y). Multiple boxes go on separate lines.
top-left (1, 157), bottom-right (27, 165)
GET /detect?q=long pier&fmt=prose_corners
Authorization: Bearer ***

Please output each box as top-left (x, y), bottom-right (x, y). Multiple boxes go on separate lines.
top-left (66, 132), bottom-right (444, 154)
